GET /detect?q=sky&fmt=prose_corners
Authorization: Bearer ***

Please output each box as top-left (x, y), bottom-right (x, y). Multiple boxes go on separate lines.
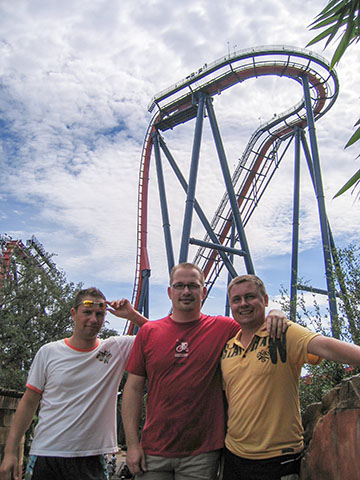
top-left (1, 0), bottom-right (359, 332)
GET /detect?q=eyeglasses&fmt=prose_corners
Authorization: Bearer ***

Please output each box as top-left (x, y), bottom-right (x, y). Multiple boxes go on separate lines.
top-left (172, 283), bottom-right (202, 291)
top-left (75, 300), bottom-right (107, 310)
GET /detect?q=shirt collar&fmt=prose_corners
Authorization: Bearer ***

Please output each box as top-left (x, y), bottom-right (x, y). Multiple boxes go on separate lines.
top-left (233, 324), bottom-right (268, 346)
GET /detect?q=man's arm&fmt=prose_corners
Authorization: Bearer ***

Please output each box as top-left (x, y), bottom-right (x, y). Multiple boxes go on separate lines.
top-left (121, 373), bottom-right (147, 475)
top-left (0, 388), bottom-right (41, 480)
top-left (264, 309), bottom-right (288, 339)
top-left (308, 335), bottom-right (360, 365)
top-left (107, 299), bottom-right (148, 327)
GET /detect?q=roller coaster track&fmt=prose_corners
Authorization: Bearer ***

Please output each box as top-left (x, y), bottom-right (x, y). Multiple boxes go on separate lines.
top-left (131, 45), bottom-right (339, 311)
top-left (0, 235), bottom-right (58, 287)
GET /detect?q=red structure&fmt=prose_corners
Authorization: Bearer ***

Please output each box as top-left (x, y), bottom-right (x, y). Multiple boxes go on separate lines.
top-left (0, 239), bottom-right (26, 287)
top-left (0, 236), bottom-right (57, 288)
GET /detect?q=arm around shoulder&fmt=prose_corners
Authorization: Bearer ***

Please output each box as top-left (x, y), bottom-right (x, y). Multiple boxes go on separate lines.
top-left (308, 335), bottom-right (360, 366)
top-left (265, 309), bottom-right (288, 339)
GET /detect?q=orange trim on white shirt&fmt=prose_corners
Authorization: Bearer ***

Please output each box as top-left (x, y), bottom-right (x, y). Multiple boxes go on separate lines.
top-left (64, 337), bottom-right (100, 352)
top-left (26, 384), bottom-right (43, 394)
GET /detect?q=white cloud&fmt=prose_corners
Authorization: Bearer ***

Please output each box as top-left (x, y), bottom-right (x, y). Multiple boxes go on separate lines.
top-left (0, 0), bottom-right (358, 321)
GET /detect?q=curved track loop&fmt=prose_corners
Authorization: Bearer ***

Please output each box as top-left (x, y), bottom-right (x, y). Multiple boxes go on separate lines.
top-left (131, 45), bottom-right (339, 313)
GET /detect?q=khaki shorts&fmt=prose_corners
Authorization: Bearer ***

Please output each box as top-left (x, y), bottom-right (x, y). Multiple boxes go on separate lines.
top-left (135, 450), bottom-right (221, 480)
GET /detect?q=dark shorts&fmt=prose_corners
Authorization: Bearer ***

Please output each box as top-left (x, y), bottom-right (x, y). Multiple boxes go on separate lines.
top-left (222, 448), bottom-right (302, 480)
top-left (25, 455), bottom-right (109, 480)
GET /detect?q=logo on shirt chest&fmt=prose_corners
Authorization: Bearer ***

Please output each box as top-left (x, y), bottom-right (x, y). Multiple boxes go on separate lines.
top-left (175, 339), bottom-right (189, 358)
top-left (96, 349), bottom-right (112, 364)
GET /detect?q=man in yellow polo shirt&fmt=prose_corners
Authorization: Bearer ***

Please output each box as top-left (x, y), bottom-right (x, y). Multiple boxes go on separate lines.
top-left (221, 274), bottom-right (360, 480)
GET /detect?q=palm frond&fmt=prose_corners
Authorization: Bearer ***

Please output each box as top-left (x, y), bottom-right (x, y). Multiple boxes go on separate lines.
top-left (345, 124), bottom-right (360, 148)
top-left (333, 169), bottom-right (360, 198)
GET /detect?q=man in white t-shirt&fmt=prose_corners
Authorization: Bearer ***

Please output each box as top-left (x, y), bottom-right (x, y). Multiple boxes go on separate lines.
top-left (0, 287), bottom-right (147, 480)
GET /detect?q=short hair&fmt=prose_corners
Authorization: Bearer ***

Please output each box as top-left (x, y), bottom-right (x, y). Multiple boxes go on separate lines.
top-left (228, 274), bottom-right (267, 299)
top-left (73, 287), bottom-right (106, 309)
top-left (169, 263), bottom-right (205, 286)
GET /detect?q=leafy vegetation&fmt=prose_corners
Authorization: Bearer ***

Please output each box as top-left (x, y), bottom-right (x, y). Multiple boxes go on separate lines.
top-left (277, 243), bottom-right (360, 412)
top-left (0, 237), bottom-right (76, 390)
top-left (307, 0), bottom-right (360, 198)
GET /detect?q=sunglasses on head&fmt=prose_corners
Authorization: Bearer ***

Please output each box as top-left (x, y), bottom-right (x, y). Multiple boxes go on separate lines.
top-left (75, 300), bottom-right (107, 310)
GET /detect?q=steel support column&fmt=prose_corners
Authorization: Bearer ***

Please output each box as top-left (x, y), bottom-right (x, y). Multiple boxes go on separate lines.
top-left (158, 135), bottom-right (238, 278)
top-left (179, 92), bottom-right (206, 262)
top-left (206, 96), bottom-right (254, 274)
top-left (301, 130), bottom-right (355, 337)
top-left (152, 131), bottom-right (175, 275)
top-left (302, 74), bottom-right (339, 336)
top-left (290, 127), bottom-right (301, 321)
top-left (134, 268), bottom-right (150, 334)
top-left (225, 222), bottom-right (236, 317)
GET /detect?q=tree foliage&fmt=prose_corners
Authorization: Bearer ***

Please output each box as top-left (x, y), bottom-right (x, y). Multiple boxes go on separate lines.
top-left (335, 243), bottom-right (360, 342)
top-left (307, 0), bottom-right (360, 68)
top-left (277, 243), bottom-right (360, 412)
top-left (0, 237), bottom-right (81, 390)
top-left (307, 0), bottom-right (360, 198)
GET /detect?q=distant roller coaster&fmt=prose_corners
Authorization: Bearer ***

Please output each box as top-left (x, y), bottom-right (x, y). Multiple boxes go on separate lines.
top-left (0, 235), bottom-right (58, 287)
top-left (128, 45), bottom-right (348, 335)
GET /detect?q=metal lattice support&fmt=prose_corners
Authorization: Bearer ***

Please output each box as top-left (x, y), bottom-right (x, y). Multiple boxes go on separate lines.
top-left (128, 45), bottom-right (342, 331)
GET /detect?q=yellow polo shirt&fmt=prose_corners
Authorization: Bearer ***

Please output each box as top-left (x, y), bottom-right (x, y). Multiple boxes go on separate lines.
top-left (221, 321), bottom-right (320, 459)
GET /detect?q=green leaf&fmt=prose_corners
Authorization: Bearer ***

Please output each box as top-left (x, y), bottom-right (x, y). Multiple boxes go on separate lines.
top-left (325, 0), bottom-right (349, 13)
top-left (345, 125), bottom-right (360, 147)
top-left (309, 14), bottom-right (343, 31)
top-left (325, 3), bottom-right (352, 47)
top-left (333, 168), bottom-right (360, 198)
top-left (329, 3), bottom-right (357, 66)
top-left (330, 31), bottom-right (351, 66)
top-left (307, 0), bottom-right (359, 55)
top-left (310, 0), bottom-right (347, 26)
top-left (306, 26), bottom-right (338, 47)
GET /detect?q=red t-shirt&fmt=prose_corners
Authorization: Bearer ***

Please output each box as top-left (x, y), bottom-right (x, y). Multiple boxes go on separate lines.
top-left (125, 314), bottom-right (240, 457)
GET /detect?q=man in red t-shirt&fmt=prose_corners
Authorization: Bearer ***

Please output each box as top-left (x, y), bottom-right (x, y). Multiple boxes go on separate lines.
top-left (122, 263), bottom-right (286, 480)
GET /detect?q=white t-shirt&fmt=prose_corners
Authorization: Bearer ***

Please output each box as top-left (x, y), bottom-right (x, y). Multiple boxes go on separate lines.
top-left (27, 336), bottom-right (135, 457)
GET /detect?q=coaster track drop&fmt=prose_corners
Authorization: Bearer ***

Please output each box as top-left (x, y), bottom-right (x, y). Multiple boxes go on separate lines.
top-left (128, 45), bottom-right (342, 333)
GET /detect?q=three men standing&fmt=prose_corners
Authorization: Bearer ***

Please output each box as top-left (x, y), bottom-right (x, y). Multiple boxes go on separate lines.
top-left (4, 266), bottom-right (358, 480)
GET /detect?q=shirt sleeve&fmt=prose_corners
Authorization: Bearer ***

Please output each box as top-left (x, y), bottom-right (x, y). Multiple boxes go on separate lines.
top-left (286, 322), bottom-right (321, 365)
top-left (113, 335), bottom-right (136, 362)
top-left (221, 316), bottom-right (241, 340)
top-left (26, 345), bottom-right (47, 393)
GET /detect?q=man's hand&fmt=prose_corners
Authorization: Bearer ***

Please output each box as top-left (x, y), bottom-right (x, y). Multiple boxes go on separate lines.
top-left (106, 299), bottom-right (148, 327)
top-left (126, 444), bottom-right (147, 476)
top-left (106, 298), bottom-right (148, 327)
top-left (0, 453), bottom-right (19, 480)
top-left (106, 299), bottom-right (135, 319)
top-left (264, 309), bottom-right (288, 340)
